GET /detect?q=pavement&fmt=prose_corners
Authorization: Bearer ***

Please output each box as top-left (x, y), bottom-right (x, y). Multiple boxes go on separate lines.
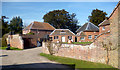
top-left (0, 47), bottom-right (74, 70)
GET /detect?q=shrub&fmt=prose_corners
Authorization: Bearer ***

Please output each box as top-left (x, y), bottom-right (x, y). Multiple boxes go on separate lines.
top-left (2, 34), bottom-right (8, 47)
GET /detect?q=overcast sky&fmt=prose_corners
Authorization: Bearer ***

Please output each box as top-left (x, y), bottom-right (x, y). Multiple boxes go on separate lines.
top-left (2, 2), bottom-right (118, 26)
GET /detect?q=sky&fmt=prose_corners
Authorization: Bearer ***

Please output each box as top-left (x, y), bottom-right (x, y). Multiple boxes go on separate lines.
top-left (2, 2), bottom-right (118, 26)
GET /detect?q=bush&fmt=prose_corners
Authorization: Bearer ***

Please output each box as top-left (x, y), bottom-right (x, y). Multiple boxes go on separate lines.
top-left (2, 34), bottom-right (8, 47)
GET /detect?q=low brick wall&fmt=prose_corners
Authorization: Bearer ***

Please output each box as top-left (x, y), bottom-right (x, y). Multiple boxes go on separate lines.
top-left (42, 42), bottom-right (107, 65)
top-left (42, 39), bottom-right (118, 68)
top-left (7, 34), bottom-right (24, 49)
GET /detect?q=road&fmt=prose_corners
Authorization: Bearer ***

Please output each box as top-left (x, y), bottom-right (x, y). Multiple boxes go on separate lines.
top-left (0, 47), bottom-right (74, 70)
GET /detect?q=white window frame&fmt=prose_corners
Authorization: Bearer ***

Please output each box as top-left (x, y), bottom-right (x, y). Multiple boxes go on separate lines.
top-left (94, 35), bottom-right (98, 39)
top-left (80, 37), bottom-right (85, 40)
top-left (88, 35), bottom-right (92, 39)
top-left (68, 36), bottom-right (72, 40)
top-left (102, 26), bottom-right (105, 30)
top-left (54, 36), bottom-right (58, 39)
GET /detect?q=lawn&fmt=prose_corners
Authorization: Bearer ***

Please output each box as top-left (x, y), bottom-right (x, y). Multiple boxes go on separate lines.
top-left (72, 42), bottom-right (92, 45)
top-left (0, 46), bottom-right (22, 50)
top-left (62, 42), bottom-right (92, 45)
top-left (40, 53), bottom-right (119, 70)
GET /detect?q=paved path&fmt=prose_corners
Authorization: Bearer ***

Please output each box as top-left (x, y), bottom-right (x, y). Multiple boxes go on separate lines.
top-left (0, 47), bottom-right (73, 70)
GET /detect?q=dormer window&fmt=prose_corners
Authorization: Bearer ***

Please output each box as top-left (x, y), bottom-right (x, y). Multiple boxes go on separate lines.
top-left (102, 26), bottom-right (105, 30)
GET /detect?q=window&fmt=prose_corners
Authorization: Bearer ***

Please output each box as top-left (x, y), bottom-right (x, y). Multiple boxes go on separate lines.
top-left (80, 37), bottom-right (84, 40)
top-left (49, 37), bottom-right (52, 40)
top-left (88, 35), bottom-right (92, 39)
top-left (94, 35), bottom-right (98, 39)
top-left (54, 36), bottom-right (58, 39)
top-left (102, 26), bottom-right (105, 30)
top-left (68, 36), bottom-right (72, 40)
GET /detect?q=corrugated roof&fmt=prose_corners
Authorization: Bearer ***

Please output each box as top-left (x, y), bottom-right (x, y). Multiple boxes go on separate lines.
top-left (50, 29), bottom-right (75, 36)
top-left (76, 22), bottom-right (99, 33)
top-left (98, 19), bottom-right (110, 26)
top-left (23, 21), bottom-right (55, 30)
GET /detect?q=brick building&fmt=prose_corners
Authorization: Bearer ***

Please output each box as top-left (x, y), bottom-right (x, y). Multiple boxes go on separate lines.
top-left (76, 22), bottom-right (99, 42)
top-left (22, 21), bottom-right (55, 48)
top-left (49, 29), bottom-right (75, 42)
top-left (98, 19), bottom-right (110, 34)
top-left (23, 21), bottom-right (55, 40)
top-left (23, 21), bottom-right (55, 35)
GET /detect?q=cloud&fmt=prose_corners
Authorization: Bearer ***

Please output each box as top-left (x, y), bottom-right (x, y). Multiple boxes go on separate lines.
top-left (2, 0), bottom-right (119, 2)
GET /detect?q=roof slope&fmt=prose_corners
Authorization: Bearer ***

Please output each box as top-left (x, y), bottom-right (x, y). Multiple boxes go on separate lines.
top-left (98, 19), bottom-right (110, 26)
top-left (109, 1), bottom-right (120, 19)
top-left (50, 29), bottom-right (75, 36)
top-left (23, 21), bottom-right (55, 30)
top-left (76, 22), bottom-right (99, 33)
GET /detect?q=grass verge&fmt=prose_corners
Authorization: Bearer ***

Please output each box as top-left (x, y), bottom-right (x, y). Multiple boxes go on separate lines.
top-left (0, 46), bottom-right (22, 50)
top-left (40, 53), bottom-right (119, 69)
top-left (62, 42), bottom-right (92, 45)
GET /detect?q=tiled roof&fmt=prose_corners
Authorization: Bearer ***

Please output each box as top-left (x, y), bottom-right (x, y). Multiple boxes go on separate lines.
top-left (76, 22), bottom-right (99, 33)
top-left (50, 29), bottom-right (75, 36)
top-left (23, 21), bottom-right (55, 30)
top-left (98, 19), bottom-right (110, 26)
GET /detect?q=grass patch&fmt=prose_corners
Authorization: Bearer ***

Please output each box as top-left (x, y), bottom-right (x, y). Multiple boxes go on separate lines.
top-left (27, 32), bottom-right (34, 35)
top-left (62, 42), bottom-right (92, 45)
top-left (40, 53), bottom-right (118, 69)
top-left (72, 42), bottom-right (92, 44)
top-left (0, 46), bottom-right (22, 50)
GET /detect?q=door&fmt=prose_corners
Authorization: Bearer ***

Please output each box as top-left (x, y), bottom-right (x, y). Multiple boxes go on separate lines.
top-left (62, 36), bottom-right (65, 42)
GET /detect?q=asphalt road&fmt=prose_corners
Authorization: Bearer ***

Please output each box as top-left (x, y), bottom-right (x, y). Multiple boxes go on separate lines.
top-left (0, 47), bottom-right (74, 70)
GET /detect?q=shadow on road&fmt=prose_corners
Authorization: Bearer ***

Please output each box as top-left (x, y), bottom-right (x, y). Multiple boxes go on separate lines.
top-left (1, 63), bottom-right (75, 70)
top-left (0, 55), bottom-right (8, 57)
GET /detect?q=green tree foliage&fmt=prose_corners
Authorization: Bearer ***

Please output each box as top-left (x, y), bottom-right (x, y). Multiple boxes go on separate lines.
top-left (88, 9), bottom-right (107, 26)
top-left (43, 9), bottom-right (79, 33)
top-left (2, 34), bottom-right (9, 47)
top-left (9, 16), bottom-right (23, 34)
top-left (0, 16), bottom-right (9, 36)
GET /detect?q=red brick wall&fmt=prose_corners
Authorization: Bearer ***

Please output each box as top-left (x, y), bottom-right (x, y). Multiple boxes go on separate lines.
top-left (99, 25), bottom-right (110, 35)
top-left (93, 3), bottom-right (119, 67)
top-left (108, 4), bottom-right (119, 68)
top-left (9, 34), bottom-right (24, 49)
top-left (77, 32), bottom-right (99, 42)
top-left (50, 35), bottom-right (75, 42)
top-left (31, 30), bottom-right (52, 35)
top-left (42, 42), bottom-right (107, 66)
top-left (23, 29), bottom-right (54, 37)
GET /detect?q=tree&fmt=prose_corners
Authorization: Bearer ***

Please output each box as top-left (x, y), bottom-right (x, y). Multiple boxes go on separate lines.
top-left (88, 9), bottom-right (107, 26)
top-left (46, 40), bottom-right (62, 55)
top-left (101, 39), bottom-right (117, 64)
top-left (9, 16), bottom-right (23, 34)
top-left (0, 16), bottom-right (9, 36)
top-left (43, 9), bottom-right (79, 33)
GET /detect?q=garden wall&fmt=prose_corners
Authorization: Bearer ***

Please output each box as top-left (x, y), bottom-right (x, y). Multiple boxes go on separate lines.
top-left (7, 34), bottom-right (24, 49)
top-left (42, 42), bottom-right (108, 66)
